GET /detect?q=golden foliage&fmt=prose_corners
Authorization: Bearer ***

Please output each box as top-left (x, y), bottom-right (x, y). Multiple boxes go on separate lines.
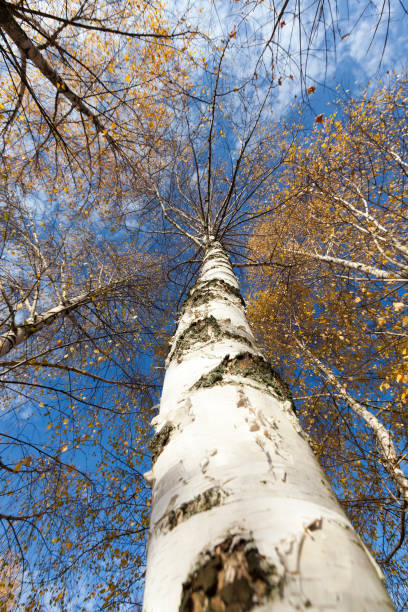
top-left (247, 75), bottom-right (408, 605)
top-left (0, 0), bottom-right (191, 208)
top-left (0, 554), bottom-right (20, 610)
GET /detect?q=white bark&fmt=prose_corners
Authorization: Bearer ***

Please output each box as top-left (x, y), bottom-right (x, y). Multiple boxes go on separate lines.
top-left (331, 188), bottom-right (408, 263)
top-left (0, 296), bottom-right (85, 358)
top-left (143, 242), bottom-right (394, 611)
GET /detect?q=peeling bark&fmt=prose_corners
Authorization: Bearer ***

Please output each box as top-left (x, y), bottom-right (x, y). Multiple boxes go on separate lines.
top-left (143, 241), bottom-right (394, 611)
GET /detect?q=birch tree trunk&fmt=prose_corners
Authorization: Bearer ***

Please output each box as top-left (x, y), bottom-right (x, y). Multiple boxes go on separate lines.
top-left (0, 279), bottom-right (130, 358)
top-left (143, 241), bottom-right (394, 611)
top-left (0, 293), bottom-right (89, 358)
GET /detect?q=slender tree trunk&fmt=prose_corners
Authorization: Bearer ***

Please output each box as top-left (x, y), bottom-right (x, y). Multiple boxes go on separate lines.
top-left (0, 0), bottom-right (114, 145)
top-left (0, 294), bottom-right (89, 358)
top-left (0, 279), bottom-right (127, 358)
top-left (143, 241), bottom-right (394, 611)
top-left (297, 341), bottom-right (408, 504)
top-left (287, 249), bottom-right (406, 280)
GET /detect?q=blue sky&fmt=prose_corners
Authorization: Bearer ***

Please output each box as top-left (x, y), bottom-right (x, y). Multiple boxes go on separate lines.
top-left (170, 0), bottom-right (408, 119)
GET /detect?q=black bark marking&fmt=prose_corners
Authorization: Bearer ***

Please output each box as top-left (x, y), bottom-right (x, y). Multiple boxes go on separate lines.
top-left (202, 250), bottom-right (230, 265)
top-left (179, 537), bottom-right (280, 611)
top-left (170, 316), bottom-right (221, 362)
top-left (181, 279), bottom-right (245, 317)
top-left (156, 487), bottom-right (225, 533)
top-left (149, 423), bottom-right (174, 464)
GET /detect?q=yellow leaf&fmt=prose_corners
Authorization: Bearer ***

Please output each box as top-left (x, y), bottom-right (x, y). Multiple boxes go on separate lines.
top-left (13, 460), bottom-right (23, 472)
top-left (46, 423), bottom-right (53, 430)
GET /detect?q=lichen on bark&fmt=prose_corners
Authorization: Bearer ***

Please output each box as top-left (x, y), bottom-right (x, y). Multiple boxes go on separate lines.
top-left (193, 352), bottom-right (294, 407)
top-left (170, 316), bottom-right (222, 362)
top-left (180, 279), bottom-right (245, 316)
top-left (149, 423), bottom-right (174, 464)
top-left (170, 317), bottom-right (255, 363)
top-left (202, 251), bottom-right (231, 265)
top-left (179, 536), bottom-right (280, 612)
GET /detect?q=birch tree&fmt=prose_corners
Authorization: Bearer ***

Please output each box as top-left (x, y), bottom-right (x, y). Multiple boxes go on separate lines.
top-left (0, 0), bottom-right (190, 206)
top-left (133, 34), bottom-right (406, 605)
top-left (0, 0), bottom-right (188, 598)
top-left (144, 236), bottom-right (395, 610)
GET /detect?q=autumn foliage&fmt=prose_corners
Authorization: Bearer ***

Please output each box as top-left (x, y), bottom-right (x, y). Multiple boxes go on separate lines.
top-left (0, 0), bottom-right (189, 209)
top-left (247, 76), bottom-right (408, 607)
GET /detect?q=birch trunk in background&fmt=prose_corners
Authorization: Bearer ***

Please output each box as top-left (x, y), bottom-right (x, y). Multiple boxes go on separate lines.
top-left (0, 294), bottom-right (89, 358)
top-left (143, 241), bottom-right (393, 611)
top-left (0, 279), bottom-right (129, 358)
